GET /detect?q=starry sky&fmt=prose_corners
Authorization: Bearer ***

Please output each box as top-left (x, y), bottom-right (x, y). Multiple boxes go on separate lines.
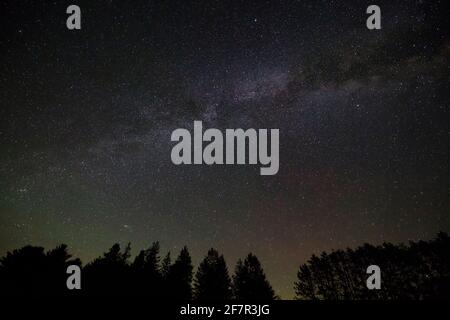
top-left (0, 0), bottom-right (449, 298)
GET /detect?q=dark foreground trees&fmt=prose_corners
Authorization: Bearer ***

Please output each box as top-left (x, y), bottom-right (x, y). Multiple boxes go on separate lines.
top-left (0, 244), bottom-right (80, 296)
top-left (0, 242), bottom-right (275, 299)
top-left (233, 253), bottom-right (276, 300)
top-left (1, 232), bottom-right (449, 299)
top-left (166, 246), bottom-right (193, 300)
top-left (130, 241), bottom-right (163, 297)
top-left (83, 243), bottom-right (132, 295)
top-left (294, 232), bottom-right (450, 300)
top-left (194, 248), bottom-right (232, 300)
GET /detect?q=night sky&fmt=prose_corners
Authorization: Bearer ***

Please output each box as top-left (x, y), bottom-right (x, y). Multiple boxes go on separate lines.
top-left (1, 0), bottom-right (449, 298)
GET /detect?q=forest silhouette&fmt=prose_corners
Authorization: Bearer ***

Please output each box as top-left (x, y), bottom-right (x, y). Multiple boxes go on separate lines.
top-left (0, 232), bottom-right (449, 299)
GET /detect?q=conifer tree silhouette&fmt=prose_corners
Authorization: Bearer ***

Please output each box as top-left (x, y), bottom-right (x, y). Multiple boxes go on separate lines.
top-left (0, 244), bottom-right (80, 296)
top-left (294, 232), bottom-right (450, 300)
top-left (166, 246), bottom-right (193, 300)
top-left (161, 251), bottom-right (171, 279)
top-left (83, 243), bottom-right (131, 295)
top-left (130, 241), bottom-right (162, 296)
top-left (2, 232), bottom-right (449, 298)
top-left (232, 253), bottom-right (275, 300)
top-left (46, 244), bottom-right (82, 295)
top-left (160, 251), bottom-right (172, 298)
top-left (194, 248), bottom-right (232, 300)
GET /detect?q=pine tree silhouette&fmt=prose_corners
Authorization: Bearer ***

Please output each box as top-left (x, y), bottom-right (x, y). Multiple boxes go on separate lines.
top-left (2, 232), bottom-right (449, 298)
top-left (130, 241), bottom-right (162, 296)
top-left (194, 248), bottom-right (232, 300)
top-left (83, 243), bottom-right (131, 295)
top-left (294, 232), bottom-right (450, 300)
top-left (46, 244), bottom-right (82, 295)
top-left (0, 244), bottom-right (80, 296)
top-left (161, 251), bottom-right (171, 279)
top-left (232, 253), bottom-right (275, 300)
top-left (160, 251), bottom-right (172, 298)
top-left (166, 246), bottom-right (193, 300)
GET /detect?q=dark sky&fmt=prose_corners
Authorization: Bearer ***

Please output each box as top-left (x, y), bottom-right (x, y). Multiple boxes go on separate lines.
top-left (0, 0), bottom-right (449, 298)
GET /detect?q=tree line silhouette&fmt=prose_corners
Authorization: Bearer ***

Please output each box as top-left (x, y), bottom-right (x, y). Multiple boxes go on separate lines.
top-left (295, 232), bottom-right (450, 300)
top-left (1, 232), bottom-right (449, 299)
top-left (0, 242), bottom-right (275, 299)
